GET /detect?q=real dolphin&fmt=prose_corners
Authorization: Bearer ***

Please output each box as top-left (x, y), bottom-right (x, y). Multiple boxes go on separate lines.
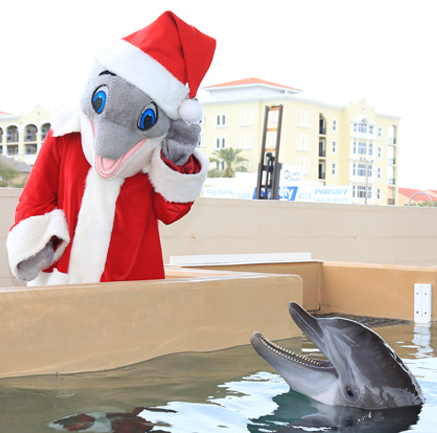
top-left (251, 302), bottom-right (425, 409)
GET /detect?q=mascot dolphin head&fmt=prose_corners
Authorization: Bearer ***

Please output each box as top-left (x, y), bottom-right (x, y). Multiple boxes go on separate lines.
top-left (79, 11), bottom-right (216, 179)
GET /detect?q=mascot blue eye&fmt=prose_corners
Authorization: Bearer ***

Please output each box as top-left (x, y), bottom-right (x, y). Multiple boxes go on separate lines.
top-left (138, 104), bottom-right (158, 131)
top-left (92, 88), bottom-right (107, 114)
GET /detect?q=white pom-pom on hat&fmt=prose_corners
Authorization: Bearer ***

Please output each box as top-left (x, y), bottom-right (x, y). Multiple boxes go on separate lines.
top-left (179, 98), bottom-right (203, 123)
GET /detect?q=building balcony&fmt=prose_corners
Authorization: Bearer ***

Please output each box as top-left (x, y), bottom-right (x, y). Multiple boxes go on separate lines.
top-left (318, 169), bottom-right (326, 180)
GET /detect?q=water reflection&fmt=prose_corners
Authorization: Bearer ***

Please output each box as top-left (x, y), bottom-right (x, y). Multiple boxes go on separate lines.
top-left (251, 390), bottom-right (422, 433)
top-left (49, 371), bottom-right (424, 433)
top-left (413, 324), bottom-right (434, 358)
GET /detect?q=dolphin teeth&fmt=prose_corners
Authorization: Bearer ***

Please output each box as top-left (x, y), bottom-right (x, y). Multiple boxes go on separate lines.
top-left (259, 335), bottom-right (330, 368)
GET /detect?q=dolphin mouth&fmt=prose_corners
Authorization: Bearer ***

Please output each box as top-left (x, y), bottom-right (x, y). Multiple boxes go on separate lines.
top-left (251, 331), bottom-right (333, 369)
top-left (95, 138), bottom-right (147, 178)
top-left (251, 301), bottom-right (337, 372)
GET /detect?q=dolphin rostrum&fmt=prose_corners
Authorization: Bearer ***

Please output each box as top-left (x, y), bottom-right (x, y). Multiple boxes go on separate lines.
top-left (251, 302), bottom-right (425, 410)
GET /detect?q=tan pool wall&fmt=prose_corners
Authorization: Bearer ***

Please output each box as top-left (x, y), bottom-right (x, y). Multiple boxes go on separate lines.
top-left (185, 261), bottom-right (437, 321)
top-left (2, 190), bottom-right (437, 286)
top-left (321, 262), bottom-right (437, 321)
top-left (0, 268), bottom-right (302, 378)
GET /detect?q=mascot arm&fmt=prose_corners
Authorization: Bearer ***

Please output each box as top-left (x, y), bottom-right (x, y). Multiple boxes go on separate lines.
top-left (152, 152), bottom-right (201, 225)
top-left (6, 131), bottom-right (70, 281)
top-left (161, 120), bottom-right (201, 166)
top-left (149, 143), bottom-right (209, 214)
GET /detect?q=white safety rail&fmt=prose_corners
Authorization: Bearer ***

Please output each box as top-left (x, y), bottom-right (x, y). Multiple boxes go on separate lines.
top-left (169, 252), bottom-right (313, 267)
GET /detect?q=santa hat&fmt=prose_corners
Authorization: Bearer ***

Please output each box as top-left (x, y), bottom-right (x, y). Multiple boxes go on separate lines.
top-left (95, 11), bottom-right (216, 123)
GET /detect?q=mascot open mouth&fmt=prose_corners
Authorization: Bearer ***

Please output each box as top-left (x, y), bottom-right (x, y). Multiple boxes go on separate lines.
top-left (95, 138), bottom-right (147, 178)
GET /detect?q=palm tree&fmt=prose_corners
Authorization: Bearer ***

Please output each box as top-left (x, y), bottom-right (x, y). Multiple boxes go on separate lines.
top-left (0, 158), bottom-right (21, 187)
top-left (208, 147), bottom-right (248, 178)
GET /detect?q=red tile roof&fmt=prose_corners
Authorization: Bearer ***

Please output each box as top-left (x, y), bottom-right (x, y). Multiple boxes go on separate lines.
top-left (203, 78), bottom-right (302, 92)
top-left (398, 188), bottom-right (437, 202)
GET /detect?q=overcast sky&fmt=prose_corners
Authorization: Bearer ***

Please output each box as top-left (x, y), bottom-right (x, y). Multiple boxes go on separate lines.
top-left (1, 0), bottom-right (436, 190)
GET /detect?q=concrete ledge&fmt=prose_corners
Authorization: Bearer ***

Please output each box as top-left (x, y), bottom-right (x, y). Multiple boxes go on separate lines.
top-left (0, 268), bottom-right (302, 378)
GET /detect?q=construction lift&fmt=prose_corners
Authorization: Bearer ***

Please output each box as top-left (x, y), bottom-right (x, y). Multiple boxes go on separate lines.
top-left (255, 105), bottom-right (284, 199)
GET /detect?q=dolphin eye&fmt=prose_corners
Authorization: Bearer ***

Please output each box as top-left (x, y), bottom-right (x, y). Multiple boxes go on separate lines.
top-left (92, 87), bottom-right (108, 114)
top-left (138, 103), bottom-right (158, 131)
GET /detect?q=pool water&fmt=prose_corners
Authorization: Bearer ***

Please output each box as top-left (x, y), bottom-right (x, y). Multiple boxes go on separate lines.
top-left (0, 323), bottom-right (435, 433)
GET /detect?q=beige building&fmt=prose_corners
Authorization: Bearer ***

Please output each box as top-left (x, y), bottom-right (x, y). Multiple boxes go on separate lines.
top-left (0, 106), bottom-right (52, 166)
top-left (200, 78), bottom-right (400, 205)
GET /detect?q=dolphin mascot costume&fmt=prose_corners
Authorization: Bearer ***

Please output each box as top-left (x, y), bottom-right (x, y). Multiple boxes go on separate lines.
top-left (6, 11), bottom-right (216, 285)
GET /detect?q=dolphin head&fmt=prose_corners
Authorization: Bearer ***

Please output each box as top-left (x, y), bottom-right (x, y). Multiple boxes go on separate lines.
top-left (79, 61), bottom-right (171, 179)
top-left (251, 302), bottom-right (425, 409)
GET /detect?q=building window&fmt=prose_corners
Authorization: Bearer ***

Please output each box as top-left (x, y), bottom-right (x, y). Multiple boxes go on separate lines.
top-left (332, 140), bottom-right (337, 154)
top-left (25, 125), bottom-right (37, 142)
top-left (319, 139), bottom-right (326, 157)
top-left (6, 126), bottom-right (18, 143)
top-left (7, 145), bottom-right (18, 155)
top-left (377, 167), bottom-right (381, 179)
top-left (357, 185), bottom-right (366, 198)
top-left (358, 120), bottom-right (367, 134)
top-left (358, 141), bottom-right (366, 155)
top-left (333, 120), bottom-right (337, 132)
top-left (368, 142), bottom-right (373, 156)
top-left (332, 162), bottom-right (337, 176)
top-left (378, 147), bottom-right (382, 159)
top-left (378, 127), bottom-right (382, 138)
top-left (216, 137), bottom-right (226, 149)
top-left (296, 133), bottom-right (310, 151)
top-left (377, 188), bottom-right (381, 200)
top-left (296, 110), bottom-right (310, 127)
top-left (388, 125), bottom-right (396, 144)
top-left (296, 157), bottom-right (310, 174)
top-left (216, 113), bottom-right (226, 127)
top-left (239, 134), bottom-right (252, 149)
top-left (357, 163), bottom-right (367, 177)
top-left (357, 186), bottom-right (372, 199)
top-left (25, 144), bottom-right (37, 154)
top-left (41, 123), bottom-right (50, 141)
top-left (319, 114), bottom-right (326, 135)
top-left (239, 111), bottom-right (252, 126)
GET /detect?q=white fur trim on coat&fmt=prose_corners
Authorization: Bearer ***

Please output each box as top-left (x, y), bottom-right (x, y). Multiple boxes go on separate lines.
top-left (67, 169), bottom-right (124, 284)
top-left (95, 39), bottom-right (189, 120)
top-left (6, 209), bottom-right (70, 279)
top-left (28, 269), bottom-right (69, 286)
top-left (51, 108), bottom-right (81, 137)
top-left (148, 147), bottom-right (209, 203)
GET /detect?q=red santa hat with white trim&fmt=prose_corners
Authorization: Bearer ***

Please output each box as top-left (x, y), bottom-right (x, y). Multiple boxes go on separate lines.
top-left (95, 11), bottom-right (216, 123)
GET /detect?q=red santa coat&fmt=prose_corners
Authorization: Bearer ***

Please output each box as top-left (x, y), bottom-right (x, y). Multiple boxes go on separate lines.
top-left (6, 111), bottom-right (208, 285)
